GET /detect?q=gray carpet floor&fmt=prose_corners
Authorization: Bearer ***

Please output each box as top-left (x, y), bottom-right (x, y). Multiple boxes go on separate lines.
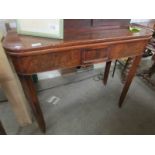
top-left (0, 59), bottom-right (155, 135)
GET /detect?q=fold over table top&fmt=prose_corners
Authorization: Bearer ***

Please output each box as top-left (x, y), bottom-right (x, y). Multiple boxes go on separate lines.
top-left (3, 26), bottom-right (153, 55)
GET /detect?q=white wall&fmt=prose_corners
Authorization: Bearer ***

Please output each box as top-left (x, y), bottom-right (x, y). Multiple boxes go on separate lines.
top-left (130, 19), bottom-right (151, 23)
top-left (0, 19), bottom-right (16, 36)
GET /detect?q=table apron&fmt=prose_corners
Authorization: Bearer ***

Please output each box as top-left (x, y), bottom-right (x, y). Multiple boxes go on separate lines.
top-left (9, 39), bottom-right (148, 75)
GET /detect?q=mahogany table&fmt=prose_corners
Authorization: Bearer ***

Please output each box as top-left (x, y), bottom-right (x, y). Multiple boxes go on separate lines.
top-left (2, 20), bottom-right (152, 132)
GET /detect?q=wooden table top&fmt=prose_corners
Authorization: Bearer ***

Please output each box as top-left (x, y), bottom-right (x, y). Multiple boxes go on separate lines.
top-left (3, 26), bottom-right (152, 53)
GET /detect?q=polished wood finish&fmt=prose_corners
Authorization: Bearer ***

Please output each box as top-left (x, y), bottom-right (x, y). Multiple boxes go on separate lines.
top-left (2, 20), bottom-right (152, 132)
top-left (0, 121), bottom-right (6, 135)
top-left (3, 35), bottom-right (150, 75)
top-left (64, 19), bottom-right (130, 31)
top-left (92, 19), bottom-right (130, 28)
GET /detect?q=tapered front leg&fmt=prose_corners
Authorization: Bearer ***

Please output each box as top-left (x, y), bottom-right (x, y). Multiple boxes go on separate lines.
top-left (112, 60), bottom-right (117, 78)
top-left (103, 61), bottom-right (112, 85)
top-left (0, 121), bottom-right (6, 135)
top-left (119, 55), bottom-right (142, 107)
top-left (19, 75), bottom-right (46, 133)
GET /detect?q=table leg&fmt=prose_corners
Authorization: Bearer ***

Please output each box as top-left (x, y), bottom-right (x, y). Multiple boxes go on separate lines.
top-left (103, 61), bottom-right (112, 85)
top-left (112, 60), bottom-right (117, 78)
top-left (119, 55), bottom-right (142, 107)
top-left (19, 75), bottom-right (46, 133)
top-left (0, 121), bottom-right (6, 135)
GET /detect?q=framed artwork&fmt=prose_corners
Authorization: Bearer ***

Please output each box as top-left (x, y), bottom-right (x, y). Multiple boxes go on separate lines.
top-left (17, 19), bottom-right (64, 39)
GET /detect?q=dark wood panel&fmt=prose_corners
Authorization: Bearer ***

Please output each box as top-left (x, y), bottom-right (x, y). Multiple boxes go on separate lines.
top-left (109, 40), bottom-right (148, 60)
top-left (11, 49), bottom-right (81, 74)
top-left (93, 19), bottom-right (130, 28)
top-left (64, 19), bottom-right (92, 30)
top-left (82, 46), bottom-right (109, 64)
top-left (64, 19), bottom-right (130, 31)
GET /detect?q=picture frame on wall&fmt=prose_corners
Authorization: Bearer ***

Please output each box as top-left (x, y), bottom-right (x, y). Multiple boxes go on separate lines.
top-left (17, 19), bottom-right (64, 39)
